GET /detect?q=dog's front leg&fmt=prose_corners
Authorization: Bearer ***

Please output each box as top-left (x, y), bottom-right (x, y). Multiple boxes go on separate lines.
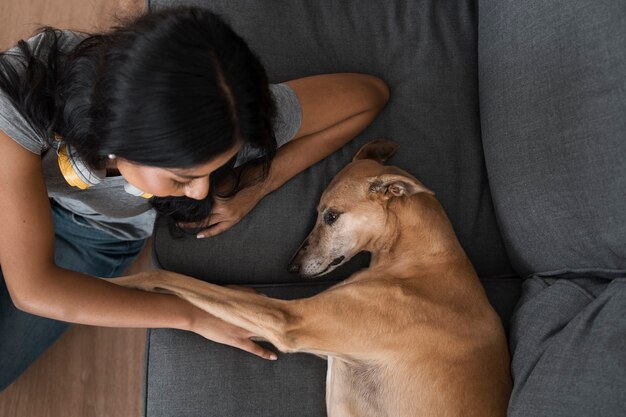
top-left (112, 271), bottom-right (302, 353)
top-left (113, 271), bottom-right (395, 358)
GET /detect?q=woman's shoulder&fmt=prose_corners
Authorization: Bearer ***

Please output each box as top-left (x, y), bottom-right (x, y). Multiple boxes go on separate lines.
top-left (0, 30), bottom-right (87, 155)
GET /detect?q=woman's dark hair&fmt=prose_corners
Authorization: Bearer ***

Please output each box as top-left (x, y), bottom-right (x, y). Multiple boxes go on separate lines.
top-left (0, 7), bottom-right (277, 230)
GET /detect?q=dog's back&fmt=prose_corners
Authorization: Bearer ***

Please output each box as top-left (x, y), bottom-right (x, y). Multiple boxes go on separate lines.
top-left (321, 263), bottom-right (510, 417)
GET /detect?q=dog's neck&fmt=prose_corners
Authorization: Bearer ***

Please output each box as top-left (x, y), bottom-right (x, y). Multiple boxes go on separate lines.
top-left (367, 194), bottom-right (467, 273)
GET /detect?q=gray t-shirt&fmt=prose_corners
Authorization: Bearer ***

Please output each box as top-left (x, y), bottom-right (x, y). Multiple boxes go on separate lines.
top-left (0, 31), bottom-right (302, 240)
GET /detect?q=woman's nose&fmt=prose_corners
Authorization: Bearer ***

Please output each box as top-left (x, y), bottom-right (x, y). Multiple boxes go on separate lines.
top-left (185, 178), bottom-right (210, 200)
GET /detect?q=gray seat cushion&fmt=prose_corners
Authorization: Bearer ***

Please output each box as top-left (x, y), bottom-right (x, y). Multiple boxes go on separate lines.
top-left (150, 0), bottom-right (514, 283)
top-left (143, 283), bottom-right (330, 417)
top-left (508, 275), bottom-right (626, 417)
top-left (478, 0), bottom-right (626, 277)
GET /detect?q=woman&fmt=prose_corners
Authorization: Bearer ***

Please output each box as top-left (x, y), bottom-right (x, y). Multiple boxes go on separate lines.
top-left (0, 7), bottom-right (389, 390)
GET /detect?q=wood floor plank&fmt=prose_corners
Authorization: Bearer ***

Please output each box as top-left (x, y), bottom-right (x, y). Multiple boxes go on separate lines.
top-left (0, 326), bottom-right (147, 417)
top-left (0, 0), bottom-right (145, 50)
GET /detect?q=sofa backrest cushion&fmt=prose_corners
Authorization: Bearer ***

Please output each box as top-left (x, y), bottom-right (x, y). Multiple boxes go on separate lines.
top-left (150, 0), bottom-right (515, 284)
top-left (479, 0), bottom-right (626, 277)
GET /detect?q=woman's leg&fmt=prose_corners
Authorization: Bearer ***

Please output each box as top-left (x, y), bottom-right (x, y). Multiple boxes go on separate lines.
top-left (0, 202), bottom-right (146, 391)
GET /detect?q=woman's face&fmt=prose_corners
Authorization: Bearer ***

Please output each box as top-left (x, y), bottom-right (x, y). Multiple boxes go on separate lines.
top-left (115, 143), bottom-right (241, 200)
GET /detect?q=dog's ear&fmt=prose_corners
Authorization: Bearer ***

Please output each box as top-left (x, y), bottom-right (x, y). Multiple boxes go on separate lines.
top-left (368, 173), bottom-right (434, 198)
top-left (353, 139), bottom-right (399, 163)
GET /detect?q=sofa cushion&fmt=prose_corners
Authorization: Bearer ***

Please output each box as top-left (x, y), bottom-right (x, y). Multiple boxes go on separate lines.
top-left (143, 283), bottom-right (330, 417)
top-left (507, 275), bottom-right (626, 417)
top-left (478, 0), bottom-right (626, 277)
top-left (149, 0), bottom-right (515, 284)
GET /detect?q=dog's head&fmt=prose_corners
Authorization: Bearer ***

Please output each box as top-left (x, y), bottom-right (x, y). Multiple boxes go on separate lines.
top-left (288, 139), bottom-right (434, 278)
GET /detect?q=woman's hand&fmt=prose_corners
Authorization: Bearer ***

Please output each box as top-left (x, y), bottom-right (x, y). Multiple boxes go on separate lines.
top-left (197, 183), bottom-right (265, 238)
top-left (189, 305), bottom-right (277, 360)
top-left (175, 162), bottom-right (268, 238)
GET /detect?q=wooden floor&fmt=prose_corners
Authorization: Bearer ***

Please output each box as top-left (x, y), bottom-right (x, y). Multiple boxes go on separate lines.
top-left (0, 3), bottom-right (150, 416)
top-left (0, 326), bottom-right (147, 417)
top-left (0, 236), bottom-right (152, 417)
top-left (0, 0), bottom-right (146, 50)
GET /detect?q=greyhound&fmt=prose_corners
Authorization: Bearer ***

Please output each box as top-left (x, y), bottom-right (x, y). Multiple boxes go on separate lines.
top-left (113, 139), bottom-right (511, 417)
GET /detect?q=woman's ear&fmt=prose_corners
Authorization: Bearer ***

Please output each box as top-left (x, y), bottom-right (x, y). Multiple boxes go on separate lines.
top-left (368, 173), bottom-right (434, 198)
top-left (352, 138), bottom-right (399, 163)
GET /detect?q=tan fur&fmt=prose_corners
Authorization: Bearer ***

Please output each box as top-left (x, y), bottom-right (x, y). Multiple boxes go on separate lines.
top-left (113, 140), bottom-right (511, 416)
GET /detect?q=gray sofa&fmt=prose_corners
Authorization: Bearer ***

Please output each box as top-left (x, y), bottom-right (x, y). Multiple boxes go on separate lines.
top-left (144, 1), bottom-right (626, 416)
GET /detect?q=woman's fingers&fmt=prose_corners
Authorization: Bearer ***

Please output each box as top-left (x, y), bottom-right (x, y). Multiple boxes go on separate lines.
top-left (197, 221), bottom-right (233, 238)
top-left (192, 310), bottom-right (278, 360)
top-left (236, 338), bottom-right (278, 361)
top-left (177, 213), bottom-right (224, 230)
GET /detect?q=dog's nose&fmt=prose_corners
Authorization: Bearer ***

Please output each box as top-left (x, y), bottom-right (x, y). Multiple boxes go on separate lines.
top-left (288, 263), bottom-right (301, 274)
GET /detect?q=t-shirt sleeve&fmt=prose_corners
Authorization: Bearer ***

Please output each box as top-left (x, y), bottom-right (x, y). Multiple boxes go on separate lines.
top-left (234, 82), bottom-right (302, 167)
top-left (0, 32), bottom-right (49, 155)
top-left (270, 82), bottom-right (302, 148)
top-left (0, 92), bottom-right (46, 154)
top-left (0, 30), bottom-right (85, 155)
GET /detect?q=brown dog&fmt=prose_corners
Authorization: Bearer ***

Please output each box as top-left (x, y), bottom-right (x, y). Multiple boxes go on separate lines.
top-left (114, 139), bottom-right (511, 416)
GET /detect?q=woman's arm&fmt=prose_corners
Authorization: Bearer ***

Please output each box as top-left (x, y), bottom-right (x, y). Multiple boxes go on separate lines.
top-left (201, 73), bottom-right (389, 237)
top-left (264, 73), bottom-right (389, 194)
top-left (0, 130), bottom-right (275, 359)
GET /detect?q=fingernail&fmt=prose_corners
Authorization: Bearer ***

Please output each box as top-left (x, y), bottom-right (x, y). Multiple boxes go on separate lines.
top-left (269, 354), bottom-right (278, 361)
top-left (197, 234), bottom-right (205, 239)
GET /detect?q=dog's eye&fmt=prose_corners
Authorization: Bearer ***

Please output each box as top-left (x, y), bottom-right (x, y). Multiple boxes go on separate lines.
top-left (324, 211), bottom-right (340, 225)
